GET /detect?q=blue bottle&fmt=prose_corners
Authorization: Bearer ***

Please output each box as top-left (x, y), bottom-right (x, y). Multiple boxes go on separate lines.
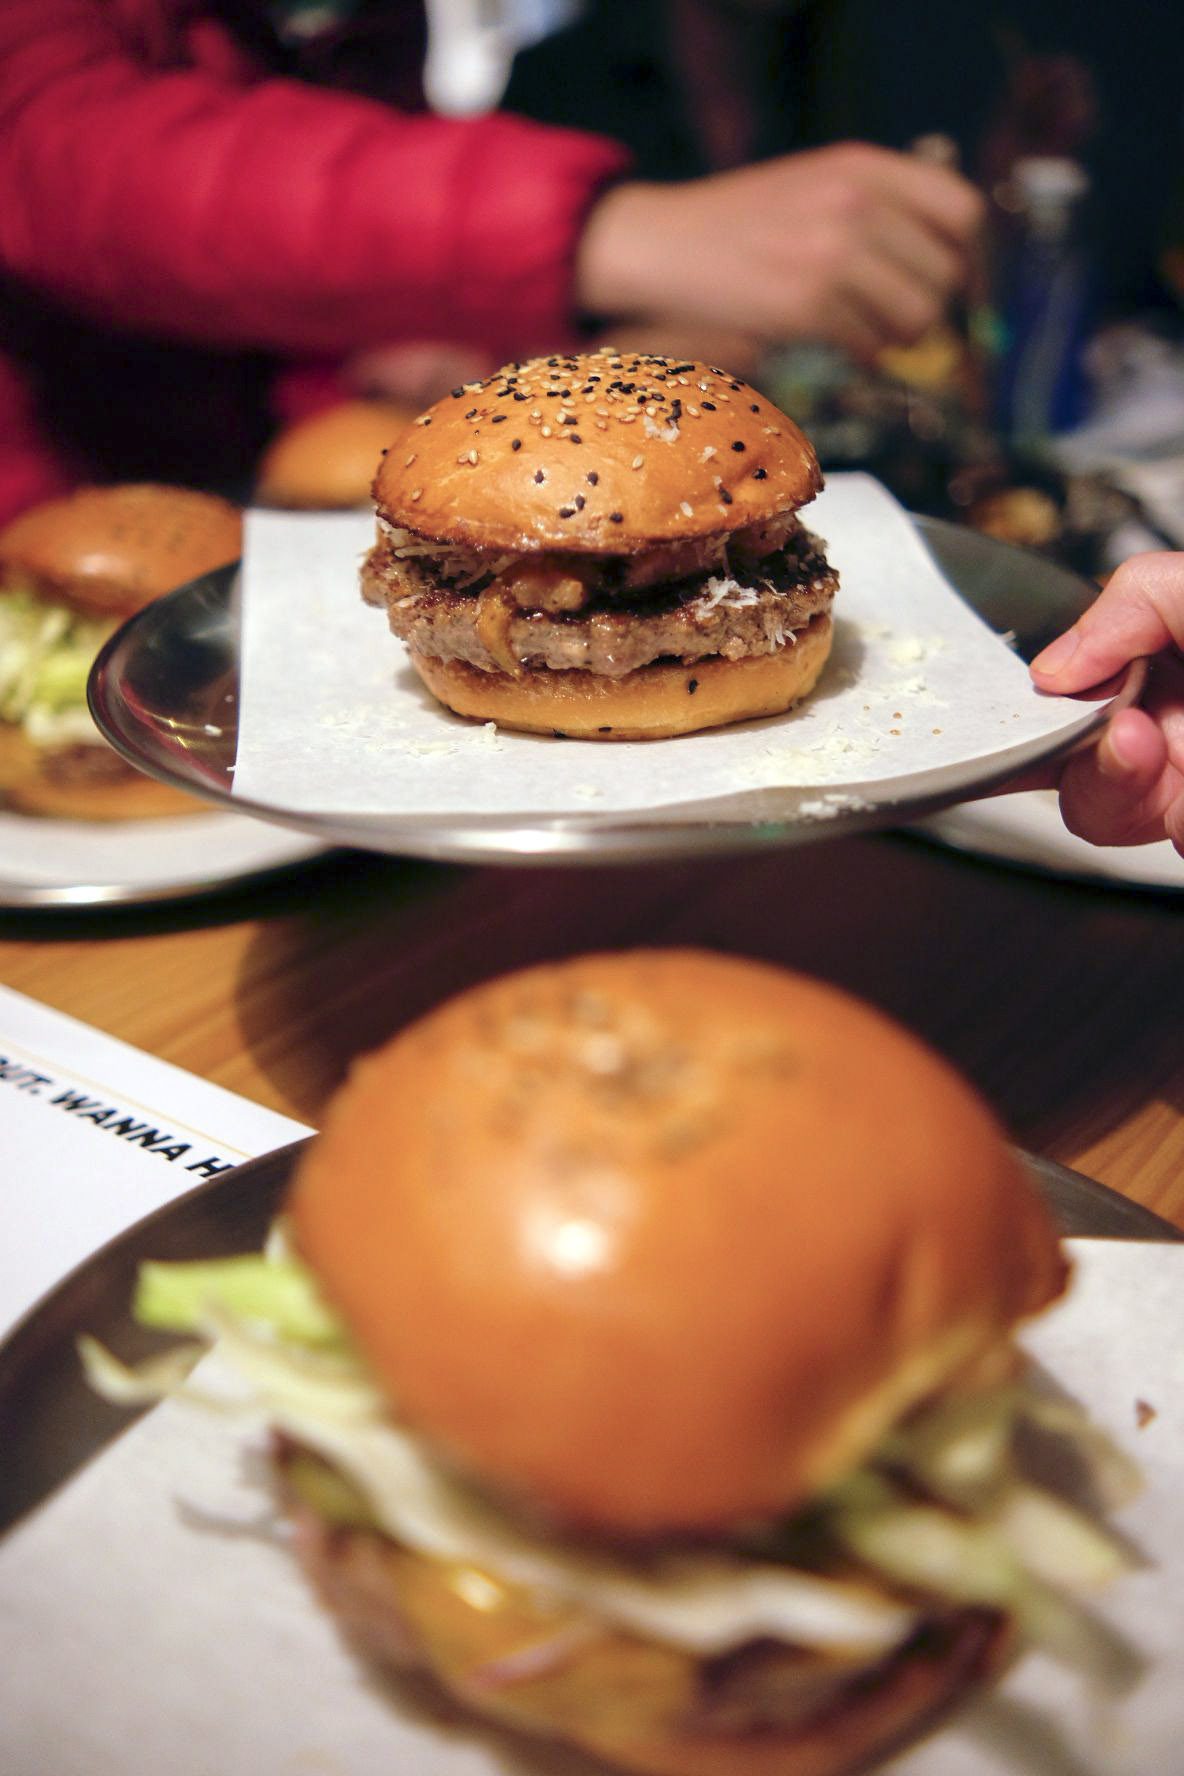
top-left (994, 157), bottom-right (1094, 454)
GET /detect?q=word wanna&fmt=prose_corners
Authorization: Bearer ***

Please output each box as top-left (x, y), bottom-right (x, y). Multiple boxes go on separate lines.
top-left (0, 1056), bottom-right (237, 1178)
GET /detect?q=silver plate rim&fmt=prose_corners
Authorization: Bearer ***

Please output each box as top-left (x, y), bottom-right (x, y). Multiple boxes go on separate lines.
top-left (87, 516), bottom-right (1125, 868)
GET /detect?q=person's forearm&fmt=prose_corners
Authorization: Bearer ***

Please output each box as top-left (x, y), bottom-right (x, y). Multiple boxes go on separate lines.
top-left (0, 1), bottom-right (629, 359)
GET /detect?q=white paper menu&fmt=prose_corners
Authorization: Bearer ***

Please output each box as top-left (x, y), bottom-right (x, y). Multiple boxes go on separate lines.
top-left (0, 985), bottom-right (310, 1341)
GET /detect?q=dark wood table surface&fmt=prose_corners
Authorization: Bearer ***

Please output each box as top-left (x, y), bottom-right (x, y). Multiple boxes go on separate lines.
top-left (1, 825), bottom-right (1181, 1229)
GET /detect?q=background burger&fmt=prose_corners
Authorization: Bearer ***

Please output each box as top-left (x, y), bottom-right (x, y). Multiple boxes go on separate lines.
top-left (363, 351), bottom-right (838, 738)
top-left (88, 950), bottom-right (1137, 1776)
top-left (0, 482), bottom-right (242, 820)
top-left (254, 398), bottom-right (417, 510)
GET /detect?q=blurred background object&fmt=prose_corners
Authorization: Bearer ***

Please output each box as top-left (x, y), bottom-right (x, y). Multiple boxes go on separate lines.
top-left (0, 0), bottom-right (1180, 583)
top-left (0, 484), bottom-right (241, 820)
top-left (255, 399), bottom-right (417, 510)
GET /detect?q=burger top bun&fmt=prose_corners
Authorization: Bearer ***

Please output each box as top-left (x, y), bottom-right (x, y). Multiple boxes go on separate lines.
top-left (0, 483), bottom-right (242, 621)
top-left (373, 350), bottom-right (823, 553)
top-left (290, 950), bottom-right (1067, 1536)
top-left (255, 398), bottom-right (417, 509)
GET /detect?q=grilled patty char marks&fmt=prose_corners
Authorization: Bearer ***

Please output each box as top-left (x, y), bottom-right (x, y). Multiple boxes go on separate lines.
top-left (362, 521), bottom-right (837, 681)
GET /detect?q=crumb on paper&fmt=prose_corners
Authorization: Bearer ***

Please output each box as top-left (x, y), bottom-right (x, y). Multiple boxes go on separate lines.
top-left (573, 783), bottom-right (605, 800)
top-left (1135, 1399), bottom-right (1158, 1429)
top-left (886, 633), bottom-right (946, 666)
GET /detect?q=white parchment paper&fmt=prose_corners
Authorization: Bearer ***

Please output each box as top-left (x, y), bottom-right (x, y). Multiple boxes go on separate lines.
top-left (231, 477), bottom-right (1101, 823)
top-left (1, 1240), bottom-right (1181, 1776)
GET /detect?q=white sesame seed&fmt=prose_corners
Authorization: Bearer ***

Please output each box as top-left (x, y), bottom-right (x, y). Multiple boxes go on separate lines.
top-left (541, 426), bottom-right (553, 438)
top-left (404, 453), bottom-right (416, 466)
top-left (680, 501), bottom-right (693, 517)
top-left (631, 454), bottom-right (644, 469)
top-left (701, 445), bottom-right (717, 460)
top-left (411, 487), bottom-right (423, 500)
top-left (686, 405), bottom-right (700, 418)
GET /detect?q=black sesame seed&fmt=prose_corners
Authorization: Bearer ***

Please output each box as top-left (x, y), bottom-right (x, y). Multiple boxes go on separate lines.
top-left (609, 512), bottom-right (624, 523)
top-left (491, 413), bottom-right (507, 424)
top-left (512, 391), bottom-right (527, 401)
top-left (574, 494), bottom-right (586, 510)
top-left (558, 506), bottom-right (575, 518)
top-left (753, 466), bottom-right (767, 480)
top-left (702, 400), bottom-right (716, 411)
top-left (511, 438), bottom-right (522, 451)
top-left (569, 433), bottom-right (582, 444)
top-left (719, 488), bottom-right (733, 504)
top-left (450, 386), bottom-right (465, 398)
top-left (750, 403), bottom-right (760, 413)
top-left (687, 678), bottom-right (699, 694)
top-left (731, 440), bottom-right (746, 452)
top-left (465, 407), bottom-right (477, 419)
top-left (586, 471), bottom-right (599, 485)
top-left (598, 725), bottom-right (613, 732)
top-left (533, 470), bottom-right (545, 483)
top-left (562, 413), bottom-right (578, 424)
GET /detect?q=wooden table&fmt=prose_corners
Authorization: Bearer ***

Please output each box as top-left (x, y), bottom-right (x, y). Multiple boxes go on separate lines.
top-left (2, 827), bottom-right (1182, 1229)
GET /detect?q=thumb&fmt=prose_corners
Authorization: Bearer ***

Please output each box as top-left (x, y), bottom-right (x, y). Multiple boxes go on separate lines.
top-left (1031, 553), bottom-right (1184, 695)
top-left (1057, 708), bottom-right (1170, 847)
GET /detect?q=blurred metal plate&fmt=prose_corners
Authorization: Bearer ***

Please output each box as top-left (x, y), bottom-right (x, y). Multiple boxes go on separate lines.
top-left (88, 519), bottom-right (1119, 866)
top-left (0, 1138), bottom-right (1176, 1535)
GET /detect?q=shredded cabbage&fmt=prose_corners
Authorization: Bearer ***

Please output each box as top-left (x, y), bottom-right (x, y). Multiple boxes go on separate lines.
top-left (134, 1254), bottom-right (347, 1348)
top-left (0, 586), bottom-right (113, 728)
top-left (81, 1242), bottom-right (1141, 1677)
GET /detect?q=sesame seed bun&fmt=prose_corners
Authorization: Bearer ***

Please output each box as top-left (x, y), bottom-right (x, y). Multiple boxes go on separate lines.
top-left (0, 483), bottom-right (242, 621)
top-left (255, 399), bottom-right (417, 510)
top-left (290, 949), bottom-right (1067, 1536)
top-left (373, 350), bottom-right (822, 552)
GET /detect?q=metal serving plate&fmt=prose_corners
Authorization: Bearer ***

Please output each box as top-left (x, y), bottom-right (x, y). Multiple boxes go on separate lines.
top-left (88, 519), bottom-right (1115, 867)
top-left (0, 1137), bottom-right (1177, 1536)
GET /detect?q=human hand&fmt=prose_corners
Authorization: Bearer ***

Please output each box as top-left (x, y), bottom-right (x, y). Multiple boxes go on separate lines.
top-left (575, 142), bottom-right (985, 363)
top-left (1029, 553), bottom-right (1184, 856)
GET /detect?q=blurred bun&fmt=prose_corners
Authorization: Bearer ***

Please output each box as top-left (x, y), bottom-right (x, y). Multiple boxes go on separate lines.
top-left (256, 399), bottom-right (417, 509)
top-left (0, 727), bottom-right (202, 821)
top-left (291, 949), bottom-right (1066, 1535)
top-left (0, 483), bottom-right (240, 819)
top-left (0, 483), bottom-right (241, 620)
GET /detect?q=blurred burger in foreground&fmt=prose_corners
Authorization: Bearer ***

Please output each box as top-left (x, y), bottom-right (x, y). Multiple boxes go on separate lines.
top-left (87, 950), bottom-right (1139, 1776)
top-left (255, 398), bottom-right (417, 510)
top-left (363, 350), bottom-right (837, 738)
top-left (0, 483), bottom-right (241, 819)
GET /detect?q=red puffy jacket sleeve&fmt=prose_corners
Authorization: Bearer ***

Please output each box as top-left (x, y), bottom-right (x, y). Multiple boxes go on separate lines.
top-left (0, 0), bottom-right (632, 359)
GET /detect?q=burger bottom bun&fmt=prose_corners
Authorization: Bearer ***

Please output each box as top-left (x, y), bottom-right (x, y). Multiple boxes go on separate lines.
top-left (408, 613), bottom-right (833, 740)
top-left (0, 723), bottom-right (201, 821)
top-left (288, 1494), bottom-right (1010, 1776)
top-left (582, 1619), bottom-right (1009, 1776)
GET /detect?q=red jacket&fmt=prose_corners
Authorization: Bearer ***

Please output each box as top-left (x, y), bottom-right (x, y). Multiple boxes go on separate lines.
top-left (0, 0), bottom-right (630, 520)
